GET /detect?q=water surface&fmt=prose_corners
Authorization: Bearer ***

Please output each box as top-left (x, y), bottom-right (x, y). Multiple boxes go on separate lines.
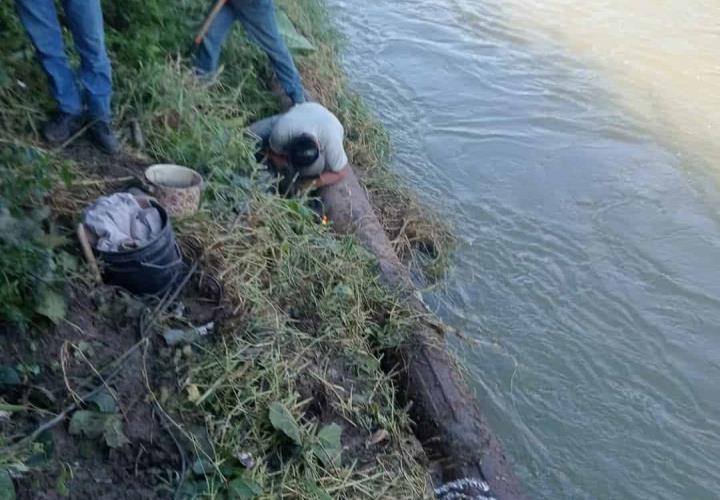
top-left (329, 0), bottom-right (720, 498)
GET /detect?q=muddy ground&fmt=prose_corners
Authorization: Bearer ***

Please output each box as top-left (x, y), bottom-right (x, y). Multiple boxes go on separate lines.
top-left (1, 141), bottom-right (217, 499)
top-left (1, 138), bottom-right (428, 499)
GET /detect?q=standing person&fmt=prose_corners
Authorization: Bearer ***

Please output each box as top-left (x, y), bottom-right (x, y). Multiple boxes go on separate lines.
top-left (249, 102), bottom-right (349, 192)
top-left (14, 0), bottom-right (119, 153)
top-left (193, 0), bottom-right (306, 105)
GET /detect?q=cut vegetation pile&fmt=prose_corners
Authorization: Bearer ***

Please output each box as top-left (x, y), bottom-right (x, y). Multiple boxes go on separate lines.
top-left (0, 0), bottom-right (453, 498)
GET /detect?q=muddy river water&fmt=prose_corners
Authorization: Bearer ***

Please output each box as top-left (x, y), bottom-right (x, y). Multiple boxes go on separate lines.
top-left (329, 0), bottom-right (720, 497)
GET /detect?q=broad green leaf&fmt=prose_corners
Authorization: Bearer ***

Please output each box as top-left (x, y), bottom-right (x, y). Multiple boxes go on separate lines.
top-left (56, 464), bottom-right (70, 497)
top-left (332, 283), bottom-right (354, 302)
top-left (68, 410), bottom-right (106, 438)
top-left (185, 425), bottom-right (215, 458)
top-left (162, 328), bottom-right (200, 346)
top-left (15, 363), bottom-right (40, 377)
top-left (352, 352), bottom-right (380, 375)
top-left (68, 410), bottom-right (128, 447)
top-left (228, 476), bottom-right (262, 500)
top-left (0, 367), bottom-right (20, 386)
top-left (313, 423), bottom-right (342, 467)
top-left (268, 402), bottom-right (302, 445)
top-left (35, 289), bottom-right (67, 324)
top-left (57, 251), bottom-right (78, 272)
top-left (27, 430), bottom-right (55, 467)
top-left (0, 469), bottom-right (15, 500)
top-left (191, 458), bottom-right (214, 476)
top-left (75, 341), bottom-right (95, 358)
top-left (89, 388), bottom-right (118, 413)
top-left (102, 415), bottom-right (129, 449)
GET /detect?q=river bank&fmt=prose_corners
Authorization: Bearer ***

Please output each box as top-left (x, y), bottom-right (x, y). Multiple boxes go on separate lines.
top-left (0, 1), bottom-right (458, 498)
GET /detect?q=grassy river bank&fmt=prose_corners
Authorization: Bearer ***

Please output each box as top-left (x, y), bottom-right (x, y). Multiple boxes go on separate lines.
top-left (0, 0), bottom-right (454, 498)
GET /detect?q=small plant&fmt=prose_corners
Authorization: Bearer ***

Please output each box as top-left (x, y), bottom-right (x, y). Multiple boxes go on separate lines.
top-left (0, 147), bottom-right (74, 332)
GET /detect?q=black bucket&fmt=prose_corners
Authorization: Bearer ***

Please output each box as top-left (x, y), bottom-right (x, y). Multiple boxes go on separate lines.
top-left (95, 203), bottom-right (184, 295)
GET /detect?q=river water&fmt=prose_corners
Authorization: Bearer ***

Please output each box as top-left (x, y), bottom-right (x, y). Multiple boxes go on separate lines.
top-left (328, 0), bottom-right (720, 498)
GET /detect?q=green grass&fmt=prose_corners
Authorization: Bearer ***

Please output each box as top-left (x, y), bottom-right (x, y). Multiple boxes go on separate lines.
top-left (0, 147), bottom-right (78, 332)
top-left (0, 0), bottom-right (446, 497)
top-left (165, 193), bottom-right (430, 498)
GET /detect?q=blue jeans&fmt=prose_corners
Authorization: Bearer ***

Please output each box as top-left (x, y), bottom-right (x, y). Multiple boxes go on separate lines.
top-left (194, 0), bottom-right (305, 104)
top-left (15, 0), bottom-right (112, 120)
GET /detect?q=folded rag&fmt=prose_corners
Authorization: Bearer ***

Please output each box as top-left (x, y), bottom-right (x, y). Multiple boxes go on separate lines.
top-left (83, 193), bottom-right (163, 252)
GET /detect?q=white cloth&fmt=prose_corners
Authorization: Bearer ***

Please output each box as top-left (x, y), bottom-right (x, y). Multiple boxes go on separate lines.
top-left (269, 102), bottom-right (348, 176)
top-left (83, 193), bottom-right (163, 252)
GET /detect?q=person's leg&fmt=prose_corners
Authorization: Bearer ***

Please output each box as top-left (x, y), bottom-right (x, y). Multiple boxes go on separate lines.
top-left (14, 0), bottom-right (83, 116)
top-left (61, 0), bottom-right (112, 122)
top-left (193, 3), bottom-right (239, 76)
top-left (233, 0), bottom-right (305, 104)
top-left (61, 0), bottom-right (117, 153)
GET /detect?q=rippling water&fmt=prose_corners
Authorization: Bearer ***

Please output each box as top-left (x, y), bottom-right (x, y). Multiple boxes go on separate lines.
top-left (328, 0), bottom-right (720, 498)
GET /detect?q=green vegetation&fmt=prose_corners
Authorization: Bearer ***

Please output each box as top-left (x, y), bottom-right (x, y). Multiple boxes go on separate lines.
top-left (0, 148), bottom-right (75, 331)
top-left (0, 0), bottom-right (450, 497)
top-left (170, 193), bottom-right (429, 498)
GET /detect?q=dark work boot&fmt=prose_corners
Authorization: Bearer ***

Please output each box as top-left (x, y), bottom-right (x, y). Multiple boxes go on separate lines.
top-left (42, 112), bottom-right (85, 144)
top-left (88, 120), bottom-right (120, 154)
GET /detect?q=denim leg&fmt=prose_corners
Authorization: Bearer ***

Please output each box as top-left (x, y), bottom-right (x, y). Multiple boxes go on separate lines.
top-left (193, 3), bottom-right (239, 75)
top-left (233, 0), bottom-right (305, 104)
top-left (62, 0), bottom-right (112, 120)
top-left (14, 0), bottom-right (83, 115)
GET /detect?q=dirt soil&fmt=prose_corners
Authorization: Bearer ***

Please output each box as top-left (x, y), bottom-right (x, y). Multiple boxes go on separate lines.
top-left (0, 143), bottom-right (223, 499)
top-left (2, 139), bottom-right (404, 499)
top-left (2, 286), bottom-right (173, 499)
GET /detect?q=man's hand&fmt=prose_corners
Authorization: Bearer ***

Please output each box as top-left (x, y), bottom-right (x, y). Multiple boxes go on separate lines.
top-left (298, 167), bottom-right (349, 191)
top-left (268, 149), bottom-right (289, 169)
top-left (316, 168), bottom-right (348, 188)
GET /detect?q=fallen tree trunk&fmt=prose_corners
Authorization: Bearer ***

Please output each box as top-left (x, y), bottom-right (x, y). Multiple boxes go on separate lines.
top-left (319, 168), bottom-right (525, 500)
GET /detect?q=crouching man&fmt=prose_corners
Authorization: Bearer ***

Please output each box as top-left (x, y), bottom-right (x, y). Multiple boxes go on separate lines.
top-left (249, 102), bottom-right (349, 193)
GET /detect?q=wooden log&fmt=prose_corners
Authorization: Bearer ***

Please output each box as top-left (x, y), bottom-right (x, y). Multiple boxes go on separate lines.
top-left (319, 167), bottom-right (525, 499)
top-left (77, 223), bottom-right (103, 285)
